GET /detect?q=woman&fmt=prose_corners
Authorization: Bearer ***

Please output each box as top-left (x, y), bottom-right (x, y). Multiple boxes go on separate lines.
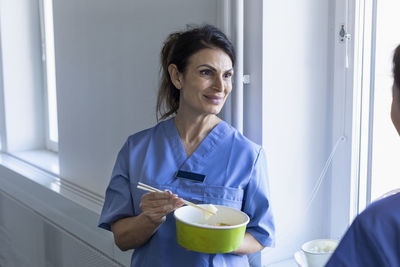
top-left (98, 24), bottom-right (275, 267)
top-left (326, 44), bottom-right (400, 266)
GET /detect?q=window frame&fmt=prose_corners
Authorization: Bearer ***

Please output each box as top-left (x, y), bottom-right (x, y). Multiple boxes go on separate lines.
top-left (352, 0), bottom-right (377, 213)
top-left (0, 37), bottom-right (6, 153)
top-left (330, 0), bottom-right (378, 238)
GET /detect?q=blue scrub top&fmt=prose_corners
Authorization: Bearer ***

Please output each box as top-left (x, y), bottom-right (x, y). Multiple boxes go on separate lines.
top-left (99, 118), bottom-right (275, 267)
top-left (326, 192), bottom-right (400, 267)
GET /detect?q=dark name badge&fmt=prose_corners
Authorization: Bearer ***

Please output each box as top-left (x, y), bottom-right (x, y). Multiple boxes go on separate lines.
top-left (175, 170), bottom-right (206, 182)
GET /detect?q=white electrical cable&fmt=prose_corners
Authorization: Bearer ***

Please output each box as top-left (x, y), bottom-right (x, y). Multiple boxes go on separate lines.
top-left (304, 135), bottom-right (346, 214)
top-left (271, 135), bottom-right (346, 244)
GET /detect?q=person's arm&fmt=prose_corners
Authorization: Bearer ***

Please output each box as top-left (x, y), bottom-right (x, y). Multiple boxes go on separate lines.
top-left (240, 148), bottom-right (275, 252)
top-left (111, 190), bottom-right (184, 251)
top-left (232, 232), bottom-right (265, 255)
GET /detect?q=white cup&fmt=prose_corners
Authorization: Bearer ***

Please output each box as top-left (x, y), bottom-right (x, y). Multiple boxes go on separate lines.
top-left (294, 250), bottom-right (307, 267)
top-left (295, 239), bottom-right (338, 267)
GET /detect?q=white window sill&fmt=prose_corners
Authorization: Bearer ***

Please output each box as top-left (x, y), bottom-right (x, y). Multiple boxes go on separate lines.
top-left (1, 151), bottom-right (103, 214)
top-left (10, 149), bottom-right (59, 175)
top-left (0, 152), bottom-right (131, 265)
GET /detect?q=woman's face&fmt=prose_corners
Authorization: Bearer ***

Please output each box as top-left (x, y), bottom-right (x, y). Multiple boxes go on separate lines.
top-left (391, 83), bottom-right (400, 135)
top-left (175, 48), bottom-right (233, 117)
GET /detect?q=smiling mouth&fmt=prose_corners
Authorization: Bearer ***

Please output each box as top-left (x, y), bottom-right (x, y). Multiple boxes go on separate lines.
top-left (204, 95), bottom-right (223, 104)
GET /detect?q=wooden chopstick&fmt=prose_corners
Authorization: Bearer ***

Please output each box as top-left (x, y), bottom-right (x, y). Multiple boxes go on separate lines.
top-left (180, 199), bottom-right (217, 215)
top-left (136, 182), bottom-right (216, 216)
top-left (138, 182), bottom-right (163, 192)
top-left (137, 185), bottom-right (157, 192)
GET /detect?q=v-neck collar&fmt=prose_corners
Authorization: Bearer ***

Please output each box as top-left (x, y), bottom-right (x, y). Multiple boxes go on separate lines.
top-left (163, 117), bottom-right (228, 174)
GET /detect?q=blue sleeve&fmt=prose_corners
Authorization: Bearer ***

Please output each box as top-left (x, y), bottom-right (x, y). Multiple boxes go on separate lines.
top-left (243, 148), bottom-right (275, 247)
top-left (98, 140), bottom-right (134, 231)
top-left (326, 211), bottom-right (387, 267)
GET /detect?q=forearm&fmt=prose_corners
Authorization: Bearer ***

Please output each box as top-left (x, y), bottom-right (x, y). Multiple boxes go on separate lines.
top-left (232, 232), bottom-right (265, 255)
top-left (111, 213), bottom-right (161, 251)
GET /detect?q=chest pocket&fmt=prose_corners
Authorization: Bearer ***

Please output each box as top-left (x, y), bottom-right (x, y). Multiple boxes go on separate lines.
top-left (204, 185), bottom-right (244, 210)
top-left (163, 180), bottom-right (244, 211)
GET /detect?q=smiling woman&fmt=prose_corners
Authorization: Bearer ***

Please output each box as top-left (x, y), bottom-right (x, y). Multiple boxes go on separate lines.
top-left (169, 48), bottom-right (233, 120)
top-left (98, 24), bottom-right (275, 267)
top-left (157, 25), bottom-right (236, 122)
top-left (170, 48), bottom-right (234, 157)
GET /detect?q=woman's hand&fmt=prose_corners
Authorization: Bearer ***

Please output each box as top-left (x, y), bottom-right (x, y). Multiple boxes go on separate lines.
top-left (111, 190), bottom-right (184, 251)
top-left (231, 232), bottom-right (265, 255)
top-left (139, 190), bottom-right (184, 225)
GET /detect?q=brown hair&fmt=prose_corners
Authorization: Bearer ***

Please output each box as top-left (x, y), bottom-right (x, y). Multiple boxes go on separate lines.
top-left (393, 44), bottom-right (400, 89)
top-left (156, 24), bottom-right (235, 121)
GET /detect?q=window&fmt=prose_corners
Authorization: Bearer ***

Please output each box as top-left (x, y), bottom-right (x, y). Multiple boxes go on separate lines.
top-left (40, 0), bottom-right (59, 152)
top-left (0, 0), bottom-right (59, 174)
top-left (370, 0), bottom-right (400, 201)
top-left (352, 0), bottom-right (400, 212)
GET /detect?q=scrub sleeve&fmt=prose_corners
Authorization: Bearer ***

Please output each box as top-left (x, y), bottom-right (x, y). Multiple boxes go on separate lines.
top-left (99, 141), bottom-right (133, 231)
top-left (243, 148), bottom-right (275, 247)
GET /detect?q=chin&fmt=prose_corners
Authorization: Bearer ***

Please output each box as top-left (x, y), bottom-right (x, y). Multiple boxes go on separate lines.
top-left (201, 105), bottom-right (223, 115)
top-left (209, 107), bottom-right (223, 115)
top-left (395, 127), bottom-right (400, 136)
top-left (393, 121), bottom-right (400, 136)
top-left (391, 105), bottom-right (400, 135)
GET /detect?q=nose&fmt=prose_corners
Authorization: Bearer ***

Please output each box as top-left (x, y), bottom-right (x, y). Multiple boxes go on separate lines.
top-left (212, 75), bottom-right (224, 92)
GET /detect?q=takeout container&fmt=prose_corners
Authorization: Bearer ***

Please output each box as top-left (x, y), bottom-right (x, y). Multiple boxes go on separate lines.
top-left (174, 204), bottom-right (249, 253)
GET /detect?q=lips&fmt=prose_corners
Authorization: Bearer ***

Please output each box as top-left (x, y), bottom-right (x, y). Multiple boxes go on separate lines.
top-left (204, 95), bottom-right (223, 104)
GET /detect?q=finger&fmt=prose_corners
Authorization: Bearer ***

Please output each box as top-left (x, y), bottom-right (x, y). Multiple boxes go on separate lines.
top-left (164, 190), bottom-right (182, 199)
top-left (170, 193), bottom-right (180, 199)
top-left (142, 197), bottom-right (178, 209)
top-left (142, 191), bottom-right (171, 199)
top-left (142, 205), bottom-right (175, 218)
top-left (141, 191), bottom-right (172, 202)
top-left (174, 198), bottom-right (185, 207)
top-left (141, 197), bottom-right (178, 212)
top-left (164, 189), bottom-right (172, 194)
top-left (146, 200), bottom-right (182, 214)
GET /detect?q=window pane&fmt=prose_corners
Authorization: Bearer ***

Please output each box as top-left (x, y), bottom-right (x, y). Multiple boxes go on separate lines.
top-left (370, 0), bottom-right (400, 201)
top-left (43, 0), bottom-right (58, 143)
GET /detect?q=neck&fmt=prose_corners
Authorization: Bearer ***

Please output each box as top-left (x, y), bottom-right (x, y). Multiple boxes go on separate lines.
top-left (174, 113), bottom-right (220, 142)
top-left (174, 112), bottom-right (221, 157)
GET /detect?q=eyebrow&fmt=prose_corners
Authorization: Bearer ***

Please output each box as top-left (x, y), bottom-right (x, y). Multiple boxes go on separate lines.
top-left (197, 64), bottom-right (233, 73)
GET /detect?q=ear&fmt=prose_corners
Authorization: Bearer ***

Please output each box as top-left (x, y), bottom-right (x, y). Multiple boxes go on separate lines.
top-left (168, 64), bottom-right (183, 90)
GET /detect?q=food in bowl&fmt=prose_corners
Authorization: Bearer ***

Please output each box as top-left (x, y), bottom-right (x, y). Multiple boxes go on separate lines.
top-left (203, 204), bottom-right (218, 219)
top-left (174, 204), bottom-right (249, 253)
top-left (308, 244), bottom-right (336, 253)
top-left (301, 239), bottom-right (339, 267)
top-left (211, 222), bottom-right (231, 226)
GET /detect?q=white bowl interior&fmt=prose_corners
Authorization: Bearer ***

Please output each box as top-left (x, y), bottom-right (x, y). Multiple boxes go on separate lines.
top-left (301, 239), bottom-right (338, 254)
top-left (174, 204), bottom-right (249, 229)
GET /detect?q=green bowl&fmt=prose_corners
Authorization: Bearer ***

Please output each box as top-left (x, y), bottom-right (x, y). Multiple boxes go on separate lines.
top-left (174, 204), bottom-right (249, 253)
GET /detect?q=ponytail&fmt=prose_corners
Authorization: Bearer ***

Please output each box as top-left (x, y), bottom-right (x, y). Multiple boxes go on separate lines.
top-left (157, 32), bottom-right (181, 121)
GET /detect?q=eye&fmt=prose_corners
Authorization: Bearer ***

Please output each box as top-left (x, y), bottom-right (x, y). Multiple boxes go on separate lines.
top-left (224, 72), bottom-right (233, 78)
top-left (200, 69), bottom-right (212, 76)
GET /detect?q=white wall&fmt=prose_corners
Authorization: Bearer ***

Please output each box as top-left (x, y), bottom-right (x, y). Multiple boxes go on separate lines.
top-left (53, 0), bottom-right (218, 196)
top-left (260, 0), bottom-right (335, 264)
